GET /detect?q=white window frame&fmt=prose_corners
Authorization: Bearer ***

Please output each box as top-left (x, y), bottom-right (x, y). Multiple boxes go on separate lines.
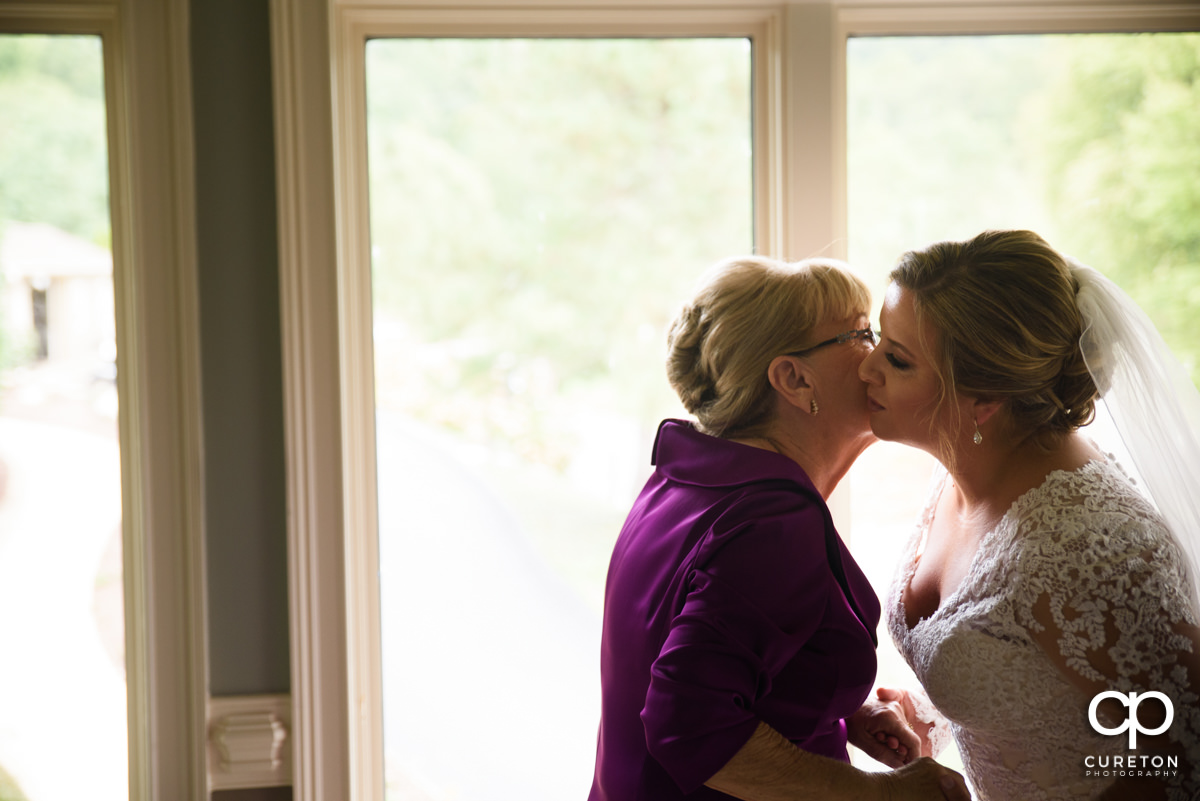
top-left (272, 2), bottom-right (1200, 800)
top-left (0, 1), bottom-right (208, 799)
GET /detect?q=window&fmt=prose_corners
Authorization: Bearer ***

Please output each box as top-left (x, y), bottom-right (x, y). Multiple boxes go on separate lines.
top-left (0, 5), bottom-right (206, 800)
top-left (275, 4), bottom-right (1200, 798)
top-left (0, 35), bottom-right (128, 801)
top-left (364, 36), bottom-right (752, 798)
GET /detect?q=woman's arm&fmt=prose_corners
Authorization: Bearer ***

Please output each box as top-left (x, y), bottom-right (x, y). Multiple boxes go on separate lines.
top-left (1019, 521), bottom-right (1200, 800)
top-left (705, 720), bottom-right (970, 801)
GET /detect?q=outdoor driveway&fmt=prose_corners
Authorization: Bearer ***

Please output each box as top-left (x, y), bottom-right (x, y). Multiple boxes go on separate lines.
top-left (0, 417), bottom-right (125, 801)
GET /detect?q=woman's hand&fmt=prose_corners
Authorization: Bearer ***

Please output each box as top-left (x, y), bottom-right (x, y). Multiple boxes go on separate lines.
top-left (847, 691), bottom-right (922, 767)
top-left (869, 757), bottom-right (972, 801)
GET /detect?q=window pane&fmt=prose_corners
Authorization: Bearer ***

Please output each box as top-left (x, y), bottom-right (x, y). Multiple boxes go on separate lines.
top-left (846, 30), bottom-right (1200, 771)
top-left (0, 34), bottom-right (126, 801)
top-left (366, 37), bottom-right (752, 799)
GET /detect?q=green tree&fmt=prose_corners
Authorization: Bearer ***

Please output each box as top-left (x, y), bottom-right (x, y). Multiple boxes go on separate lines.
top-left (366, 38), bottom-right (753, 465)
top-left (0, 34), bottom-right (109, 245)
top-left (847, 35), bottom-right (1057, 285)
top-left (0, 34), bottom-right (109, 370)
top-left (1035, 33), bottom-right (1200, 374)
top-left (0, 763), bottom-right (28, 801)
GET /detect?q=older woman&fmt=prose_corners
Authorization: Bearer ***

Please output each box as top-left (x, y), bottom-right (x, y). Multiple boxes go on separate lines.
top-left (588, 255), bottom-right (968, 801)
top-left (860, 230), bottom-right (1200, 800)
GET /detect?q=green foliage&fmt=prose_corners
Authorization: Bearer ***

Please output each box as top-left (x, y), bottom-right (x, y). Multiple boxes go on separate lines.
top-left (847, 35), bottom-right (1058, 288)
top-left (1035, 33), bottom-right (1200, 374)
top-left (0, 34), bottom-right (109, 244)
top-left (0, 34), bottom-right (108, 375)
top-left (370, 33), bottom-right (1200, 470)
top-left (0, 762), bottom-right (28, 801)
top-left (0, 34), bottom-right (104, 100)
top-left (366, 38), bottom-right (753, 465)
top-left (848, 32), bottom-right (1200, 379)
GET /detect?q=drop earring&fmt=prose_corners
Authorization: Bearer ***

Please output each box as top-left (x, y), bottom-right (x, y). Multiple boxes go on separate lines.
top-left (811, 399), bottom-right (820, 416)
top-left (973, 419), bottom-right (983, 445)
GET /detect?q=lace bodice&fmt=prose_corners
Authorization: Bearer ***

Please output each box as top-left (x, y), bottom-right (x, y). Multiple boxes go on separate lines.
top-left (888, 459), bottom-right (1200, 800)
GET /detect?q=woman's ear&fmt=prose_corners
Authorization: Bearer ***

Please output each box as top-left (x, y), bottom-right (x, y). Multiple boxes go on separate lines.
top-left (972, 397), bottom-right (1003, 427)
top-left (767, 356), bottom-right (816, 412)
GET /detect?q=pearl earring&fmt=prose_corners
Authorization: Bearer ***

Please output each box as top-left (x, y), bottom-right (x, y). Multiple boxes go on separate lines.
top-left (811, 399), bottom-right (820, 416)
top-left (973, 420), bottom-right (983, 445)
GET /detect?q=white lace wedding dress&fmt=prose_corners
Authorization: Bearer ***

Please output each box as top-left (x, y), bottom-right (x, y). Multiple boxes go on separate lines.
top-left (888, 457), bottom-right (1200, 800)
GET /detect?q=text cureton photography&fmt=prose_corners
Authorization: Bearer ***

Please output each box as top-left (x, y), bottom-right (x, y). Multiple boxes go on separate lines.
top-left (1084, 753), bottom-right (1180, 780)
top-left (1084, 690), bottom-right (1181, 781)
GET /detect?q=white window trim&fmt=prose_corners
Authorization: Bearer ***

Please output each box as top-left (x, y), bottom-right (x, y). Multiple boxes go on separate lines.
top-left (273, 2), bottom-right (1200, 800)
top-left (0, 1), bottom-right (208, 799)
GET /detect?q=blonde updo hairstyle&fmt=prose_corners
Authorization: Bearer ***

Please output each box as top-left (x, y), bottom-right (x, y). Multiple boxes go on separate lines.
top-left (890, 230), bottom-right (1098, 456)
top-left (666, 254), bottom-right (871, 439)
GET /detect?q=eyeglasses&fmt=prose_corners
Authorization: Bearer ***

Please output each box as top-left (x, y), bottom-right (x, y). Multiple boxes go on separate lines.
top-left (785, 327), bottom-right (878, 358)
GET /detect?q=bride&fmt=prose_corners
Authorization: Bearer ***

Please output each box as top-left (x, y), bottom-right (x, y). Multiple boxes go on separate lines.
top-left (857, 229), bottom-right (1200, 800)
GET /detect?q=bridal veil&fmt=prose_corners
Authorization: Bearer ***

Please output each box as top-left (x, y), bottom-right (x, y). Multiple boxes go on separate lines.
top-left (1073, 260), bottom-right (1200, 610)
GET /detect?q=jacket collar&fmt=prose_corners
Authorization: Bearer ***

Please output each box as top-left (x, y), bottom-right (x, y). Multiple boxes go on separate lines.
top-left (651, 419), bottom-right (819, 496)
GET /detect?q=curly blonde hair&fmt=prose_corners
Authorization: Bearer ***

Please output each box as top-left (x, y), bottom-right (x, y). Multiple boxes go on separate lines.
top-left (666, 254), bottom-right (871, 438)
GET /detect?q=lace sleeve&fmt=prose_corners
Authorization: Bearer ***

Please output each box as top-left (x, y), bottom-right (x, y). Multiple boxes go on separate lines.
top-left (1010, 488), bottom-right (1200, 797)
top-left (905, 685), bottom-right (954, 758)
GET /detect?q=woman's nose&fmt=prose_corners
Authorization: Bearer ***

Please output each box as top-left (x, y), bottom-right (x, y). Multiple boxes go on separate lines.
top-left (858, 348), bottom-right (880, 384)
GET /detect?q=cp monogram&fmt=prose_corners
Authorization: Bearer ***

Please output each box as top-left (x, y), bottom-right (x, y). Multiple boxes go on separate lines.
top-left (1088, 691), bottom-right (1174, 749)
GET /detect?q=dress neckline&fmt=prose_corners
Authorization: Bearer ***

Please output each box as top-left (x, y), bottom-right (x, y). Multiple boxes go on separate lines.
top-left (897, 459), bottom-right (1107, 633)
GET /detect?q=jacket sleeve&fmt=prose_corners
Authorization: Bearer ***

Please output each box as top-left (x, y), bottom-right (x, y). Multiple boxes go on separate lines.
top-left (640, 502), bottom-right (832, 792)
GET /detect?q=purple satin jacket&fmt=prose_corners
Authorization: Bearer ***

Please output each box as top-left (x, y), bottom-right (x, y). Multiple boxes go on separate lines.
top-left (588, 420), bottom-right (880, 800)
